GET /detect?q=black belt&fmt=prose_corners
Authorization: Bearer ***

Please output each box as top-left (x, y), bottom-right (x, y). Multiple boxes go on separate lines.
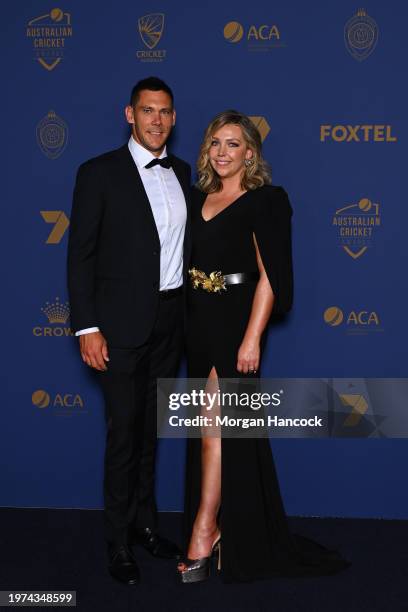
top-left (189, 267), bottom-right (259, 293)
top-left (159, 286), bottom-right (183, 300)
top-left (223, 272), bottom-right (259, 286)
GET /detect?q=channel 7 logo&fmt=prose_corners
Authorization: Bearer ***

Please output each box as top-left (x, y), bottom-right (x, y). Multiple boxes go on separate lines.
top-left (40, 211), bottom-right (70, 244)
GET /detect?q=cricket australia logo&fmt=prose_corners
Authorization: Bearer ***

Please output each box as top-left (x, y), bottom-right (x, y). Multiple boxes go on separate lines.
top-left (136, 13), bottom-right (166, 62)
top-left (138, 13), bottom-right (164, 49)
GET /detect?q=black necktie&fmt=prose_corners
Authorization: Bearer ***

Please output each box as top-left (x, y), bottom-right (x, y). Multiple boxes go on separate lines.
top-left (145, 157), bottom-right (172, 169)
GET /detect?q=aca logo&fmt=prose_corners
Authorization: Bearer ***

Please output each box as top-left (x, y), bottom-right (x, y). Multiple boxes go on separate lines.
top-left (332, 197), bottom-right (381, 259)
top-left (33, 297), bottom-right (72, 337)
top-left (324, 306), bottom-right (383, 335)
top-left (32, 389), bottom-right (85, 415)
top-left (40, 211), bottom-right (70, 244)
top-left (36, 111), bottom-right (68, 159)
top-left (344, 9), bottom-right (378, 62)
top-left (223, 20), bottom-right (284, 51)
top-left (137, 13), bottom-right (166, 62)
top-left (249, 116), bottom-right (270, 143)
top-left (26, 8), bottom-right (73, 71)
top-left (320, 125), bottom-right (397, 143)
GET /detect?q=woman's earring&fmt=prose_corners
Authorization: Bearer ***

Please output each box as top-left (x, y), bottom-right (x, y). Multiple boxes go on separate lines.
top-left (244, 158), bottom-right (254, 167)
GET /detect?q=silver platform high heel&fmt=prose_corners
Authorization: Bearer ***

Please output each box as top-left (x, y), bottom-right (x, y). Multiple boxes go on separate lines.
top-left (178, 534), bottom-right (221, 583)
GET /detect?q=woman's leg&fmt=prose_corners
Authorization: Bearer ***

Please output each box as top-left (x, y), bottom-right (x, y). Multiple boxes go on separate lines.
top-left (179, 367), bottom-right (221, 566)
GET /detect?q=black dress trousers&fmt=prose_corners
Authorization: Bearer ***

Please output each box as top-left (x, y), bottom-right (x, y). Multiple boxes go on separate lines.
top-left (98, 292), bottom-right (183, 546)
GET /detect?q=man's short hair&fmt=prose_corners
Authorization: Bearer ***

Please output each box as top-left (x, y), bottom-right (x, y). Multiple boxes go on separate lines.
top-left (130, 77), bottom-right (174, 107)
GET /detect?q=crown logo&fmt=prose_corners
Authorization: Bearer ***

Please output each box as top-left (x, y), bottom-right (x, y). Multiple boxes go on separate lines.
top-left (357, 8), bottom-right (367, 16)
top-left (41, 297), bottom-right (70, 324)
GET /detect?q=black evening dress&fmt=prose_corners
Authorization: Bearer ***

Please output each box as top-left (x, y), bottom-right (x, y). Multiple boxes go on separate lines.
top-left (184, 184), bottom-right (350, 582)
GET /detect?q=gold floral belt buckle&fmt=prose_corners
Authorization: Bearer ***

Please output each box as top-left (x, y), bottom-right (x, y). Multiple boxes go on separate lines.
top-left (189, 267), bottom-right (226, 293)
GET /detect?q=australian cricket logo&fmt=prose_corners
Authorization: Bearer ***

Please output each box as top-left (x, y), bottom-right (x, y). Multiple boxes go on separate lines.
top-left (137, 13), bottom-right (166, 61)
top-left (36, 111), bottom-right (68, 159)
top-left (344, 9), bottom-right (378, 62)
top-left (332, 198), bottom-right (381, 259)
top-left (26, 8), bottom-right (73, 71)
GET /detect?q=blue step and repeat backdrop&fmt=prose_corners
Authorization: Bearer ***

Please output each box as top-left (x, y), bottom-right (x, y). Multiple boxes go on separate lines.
top-left (2, 0), bottom-right (408, 517)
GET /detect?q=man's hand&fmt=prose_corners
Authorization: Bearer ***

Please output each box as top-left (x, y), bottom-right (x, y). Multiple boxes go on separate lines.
top-left (79, 331), bottom-right (109, 371)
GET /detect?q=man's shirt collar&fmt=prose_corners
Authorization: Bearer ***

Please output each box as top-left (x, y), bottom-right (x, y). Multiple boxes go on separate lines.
top-left (128, 136), bottom-right (167, 169)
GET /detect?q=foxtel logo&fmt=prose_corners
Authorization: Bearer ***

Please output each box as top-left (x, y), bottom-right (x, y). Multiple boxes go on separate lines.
top-left (320, 125), bottom-right (397, 142)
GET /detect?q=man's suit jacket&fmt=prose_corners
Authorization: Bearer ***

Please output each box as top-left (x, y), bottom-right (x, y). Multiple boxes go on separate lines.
top-left (67, 143), bottom-right (191, 348)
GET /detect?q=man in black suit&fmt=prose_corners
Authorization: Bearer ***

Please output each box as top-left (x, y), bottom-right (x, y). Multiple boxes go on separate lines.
top-left (67, 77), bottom-right (190, 584)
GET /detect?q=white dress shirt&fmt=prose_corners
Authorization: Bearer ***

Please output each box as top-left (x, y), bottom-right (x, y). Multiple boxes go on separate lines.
top-left (76, 136), bottom-right (187, 336)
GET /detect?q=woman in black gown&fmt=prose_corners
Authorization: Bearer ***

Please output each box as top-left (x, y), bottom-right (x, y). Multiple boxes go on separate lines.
top-left (178, 111), bottom-right (350, 583)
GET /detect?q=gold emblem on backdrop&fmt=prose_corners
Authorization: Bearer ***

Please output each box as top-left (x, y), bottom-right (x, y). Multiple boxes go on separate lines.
top-left (36, 111), bottom-right (68, 159)
top-left (323, 306), bottom-right (382, 335)
top-left (40, 211), bottom-right (70, 244)
top-left (332, 198), bottom-right (381, 259)
top-left (324, 306), bottom-right (344, 327)
top-left (138, 13), bottom-right (164, 49)
top-left (137, 13), bottom-right (166, 62)
top-left (33, 297), bottom-right (72, 337)
top-left (41, 297), bottom-right (70, 324)
top-left (224, 21), bottom-right (244, 43)
top-left (249, 117), bottom-right (270, 143)
top-left (26, 8), bottom-right (73, 71)
top-left (339, 395), bottom-right (368, 427)
top-left (32, 390), bottom-right (50, 408)
top-left (320, 125), bottom-right (397, 143)
top-left (330, 380), bottom-right (385, 437)
top-left (344, 9), bottom-right (378, 62)
top-left (223, 20), bottom-right (285, 50)
top-left (32, 389), bottom-right (85, 414)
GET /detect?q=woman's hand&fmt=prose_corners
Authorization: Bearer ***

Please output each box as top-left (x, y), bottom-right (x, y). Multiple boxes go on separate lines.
top-left (237, 337), bottom-right (260, 374)
top-left (236, 235), bottom-right (274, 375)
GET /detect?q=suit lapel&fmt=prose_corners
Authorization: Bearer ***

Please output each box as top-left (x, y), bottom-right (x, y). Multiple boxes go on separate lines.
top-left (169, 155), bottom-right (192, 280)
top-left (169, 155), bottom-right (189, 205)
top-left (116, 145), bottom-right (160, 247)
top-left (116, 146), bottom-right (191, 273)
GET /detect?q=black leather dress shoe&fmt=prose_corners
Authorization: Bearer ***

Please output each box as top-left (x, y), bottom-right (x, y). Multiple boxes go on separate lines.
top-left (108, 545), bottom-right (140, 585)
top-left (132, 527), bottom-right (182, 559)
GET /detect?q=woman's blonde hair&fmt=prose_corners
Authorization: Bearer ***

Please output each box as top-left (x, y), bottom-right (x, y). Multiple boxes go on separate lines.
top-left (197, 110), bottom-right (271, 193)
